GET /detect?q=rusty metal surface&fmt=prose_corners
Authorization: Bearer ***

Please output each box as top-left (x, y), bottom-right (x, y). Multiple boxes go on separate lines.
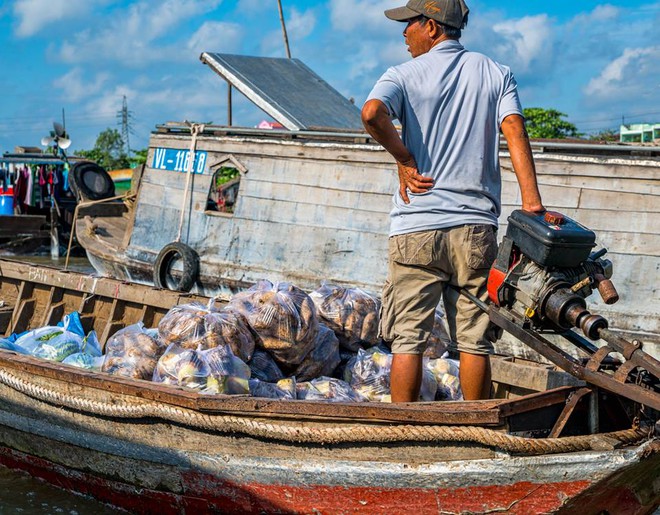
top-left (548, 388), bottom-right (593, 438)
top-left (490, 306), bottom-right (660, 411)
top-left (200, 53), bottom-right (363, 131)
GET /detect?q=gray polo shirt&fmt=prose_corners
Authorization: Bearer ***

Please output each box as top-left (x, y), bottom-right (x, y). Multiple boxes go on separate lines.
top-left (366, 39), bottom-right (523, 236)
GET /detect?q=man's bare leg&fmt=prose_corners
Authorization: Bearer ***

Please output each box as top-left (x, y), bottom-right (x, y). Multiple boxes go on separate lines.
top-left (459, 352), bottom-right (491, 400)
top-left (390, 353), bottom-right (423, 402)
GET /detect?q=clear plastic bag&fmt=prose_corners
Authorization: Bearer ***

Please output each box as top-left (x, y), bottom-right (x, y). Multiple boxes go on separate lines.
top-left (154, 343), bottom-right (251, 395)
top-left (249, 377), bottom-right (296, 400)
top-left (344, 347), bottom-right (392, 402)
top-left (14, 324), bottom-right (83, 362)
top-left (158, 300), bottom-right (256, 361)
top-left (102, 322), bottom-right (165, 380)
top-left (153, 344), bottom-right (210, 388)
top-left (424, 308), bottom-right (452, 359)
top-left (248, 349), bottom-right (285, 382)
top-left (344, 345), bottom-right (437, 402)
top-left (228, 280), bottom-right (318, 368)
top-left (297, 377), bottom-right (366, 402)
top-left (198, 344), bottom-right (251, 395)
top-left (292, 323), bottom-right (341, 381)
top-left (425, 357), bottom-right (462, 400)
top-left (309, 283), bottom-right (380, 352)
top-left (62, 352), bottom-right (105, 371)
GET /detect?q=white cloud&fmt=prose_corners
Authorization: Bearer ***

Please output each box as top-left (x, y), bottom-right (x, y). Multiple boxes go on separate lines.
top-left (13, 0), bottom-right (101, 37)
top-left (56, 0), bottom-right (223, 65)
top-left (569, 4), bottom-right (620, 25)
top-left (491, 15), bottom-right (553, 74)
top-left (585, 46), bottom-right (660, 100)
top-left (53, 67), bottom-right (110, 102)
top-left (330, 0), bottom-right (403, 33)
top-left (259, 7), bottom-right (316, 56)
top-left (287, 7), bottom-right (316, 40)
top-left (187, 21), bottom-right (244, 55)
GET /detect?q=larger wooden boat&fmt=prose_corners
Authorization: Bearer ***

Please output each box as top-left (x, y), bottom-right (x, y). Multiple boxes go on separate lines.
top-left (0, 259), bottom-right (658, 514)
top-left (75, 54), bottom-right (660, 354)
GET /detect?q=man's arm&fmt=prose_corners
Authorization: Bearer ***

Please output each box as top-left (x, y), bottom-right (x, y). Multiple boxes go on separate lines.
top-left (501, 114), bottom-right (545, 213)
top-left (361, 99), bottom-right (433, 204)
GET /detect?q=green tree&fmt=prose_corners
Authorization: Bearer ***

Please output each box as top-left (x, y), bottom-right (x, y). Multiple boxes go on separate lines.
top-left (523, 108), bottom-right (581, 139)
top-left (76, 128), bottom-right (130, 170)
top-left (588, 129), bottom-right (619, 143)
top-left (131, 148), bottom-right (148, 167)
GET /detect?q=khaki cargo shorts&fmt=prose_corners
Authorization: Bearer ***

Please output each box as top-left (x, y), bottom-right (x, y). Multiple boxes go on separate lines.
top-left (380, 225), bottom-right (498, 356)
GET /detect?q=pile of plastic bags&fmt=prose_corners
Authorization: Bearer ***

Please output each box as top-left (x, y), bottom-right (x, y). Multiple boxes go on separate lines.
top-left (0, 280), bottom-right (462, 403)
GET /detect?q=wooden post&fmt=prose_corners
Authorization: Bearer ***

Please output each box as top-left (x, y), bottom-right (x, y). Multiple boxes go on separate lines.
top-left (277, 0), bottom-right (292, 59)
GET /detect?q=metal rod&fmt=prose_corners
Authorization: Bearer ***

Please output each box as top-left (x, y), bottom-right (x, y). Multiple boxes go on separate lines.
top-left (598, 328), bottom-right (660, 378)
top-left (277, 0), bottom-right (292, 59)
top-left (227, 84), bottom-right (232, 127)
top-left (450, 285), bottom-right (489, 312)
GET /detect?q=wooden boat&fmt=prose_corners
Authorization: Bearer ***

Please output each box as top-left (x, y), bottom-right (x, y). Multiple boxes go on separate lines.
top-left (74, 54), bottom-right (660, 354)
top-left (0, 258), bottom-right (658, 514)
top-left (0, 214), bottom-right (48, 253)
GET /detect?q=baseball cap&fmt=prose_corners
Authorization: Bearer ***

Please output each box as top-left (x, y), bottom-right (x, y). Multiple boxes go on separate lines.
top-left (385, 0), bottom-right (469, 29)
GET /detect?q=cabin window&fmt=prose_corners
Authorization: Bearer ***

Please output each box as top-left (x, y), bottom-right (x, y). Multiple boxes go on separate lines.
top-left (206, 166), bottom-right (241, 214)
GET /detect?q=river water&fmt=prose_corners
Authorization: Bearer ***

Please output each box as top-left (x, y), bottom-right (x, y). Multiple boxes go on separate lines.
top-left (0, 255), bottom-right (124, 513)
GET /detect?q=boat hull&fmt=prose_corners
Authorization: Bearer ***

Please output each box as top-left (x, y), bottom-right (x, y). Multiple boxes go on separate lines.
top-left (0, 376), bottom-right (658, 515)
top-left (1, 430), bottom-right (658, 514)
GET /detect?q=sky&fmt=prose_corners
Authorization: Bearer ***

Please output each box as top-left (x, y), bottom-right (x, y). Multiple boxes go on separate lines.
top-left (0, 0), bottom-right (659, 154)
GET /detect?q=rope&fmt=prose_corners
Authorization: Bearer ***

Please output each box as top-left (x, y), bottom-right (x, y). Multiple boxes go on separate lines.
top-left (0, 369), bottom-right (648, 456)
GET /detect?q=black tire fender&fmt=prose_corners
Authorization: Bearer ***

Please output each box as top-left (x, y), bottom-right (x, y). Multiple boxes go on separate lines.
top-left (153, 242), bottom-right (199, 292)
top-left (70, 161), bottom-right (115, 200)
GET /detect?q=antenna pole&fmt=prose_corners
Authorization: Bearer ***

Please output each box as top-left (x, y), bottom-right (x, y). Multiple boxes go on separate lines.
top-left (117, 95), bottom-right (133, 156)
top-left (62, 108), bottom-right (66, 131)
top-left (277, 0), bottom-right (292, 58)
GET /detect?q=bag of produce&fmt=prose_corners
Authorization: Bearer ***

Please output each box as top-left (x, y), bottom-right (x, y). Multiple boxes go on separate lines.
top-left (228, 281), bottom-right (318, 368)
top-left (424, 308), bottom-right (452, 359)
top-left (248, 349), bottom-right (285, 382)
top-left (309, 284), bottom-right (380, 351)
top-left (0, 338), bottom-right (27, 354)
top-left (426, 358), bottom-right (462, 400)
top-left (249, 377), bottom-right (296, 400)
top-left (202, 344), bottom-right (251, 395)
top-left (62, 352), bottom-right (105, 371)
top-left (158, 299), bottom-right (256, 361)
top-left (154, 343), bottom-right (251, 395)
top-left (14, 322), bottom-right (83, 362)
top-left (102, 323), bottom-right (165, 380)
top-left (344, 347), bottom-right (392, 402)
top-left (345, 346), bottom-right (437, 402)
top-left (297, 377), bottom-right (366, 402)
top-left (153, 344), bottom-right (210, 388)
top-left (292, 323), bottom-right (341, 381)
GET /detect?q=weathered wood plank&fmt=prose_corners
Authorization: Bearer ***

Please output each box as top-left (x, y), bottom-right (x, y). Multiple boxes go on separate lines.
top-left (0, 352), bottom-right (504, 426)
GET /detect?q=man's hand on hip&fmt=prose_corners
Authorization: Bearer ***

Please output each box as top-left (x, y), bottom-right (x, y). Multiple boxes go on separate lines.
top-left (397, 158), bottom-right (434, 204)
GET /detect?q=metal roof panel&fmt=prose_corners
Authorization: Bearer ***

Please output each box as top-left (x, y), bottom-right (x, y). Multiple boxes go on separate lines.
top-left (200, 53), bottom-right (363, 131)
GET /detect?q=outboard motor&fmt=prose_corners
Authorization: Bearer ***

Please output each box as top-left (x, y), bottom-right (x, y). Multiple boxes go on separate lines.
top-left (487, 210), bottom-right (618, 340)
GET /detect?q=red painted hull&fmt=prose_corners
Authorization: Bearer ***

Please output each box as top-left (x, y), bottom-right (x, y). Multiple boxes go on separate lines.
top-left (2, 446), bottom-right (658, 515)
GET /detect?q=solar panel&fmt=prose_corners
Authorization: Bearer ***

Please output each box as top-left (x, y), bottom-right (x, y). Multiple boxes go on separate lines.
top-left (200, 53), bottom-right (363, 132)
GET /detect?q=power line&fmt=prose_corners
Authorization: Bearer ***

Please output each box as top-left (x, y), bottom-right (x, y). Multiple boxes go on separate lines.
top-left (572, 110), bottom-right (660, 125)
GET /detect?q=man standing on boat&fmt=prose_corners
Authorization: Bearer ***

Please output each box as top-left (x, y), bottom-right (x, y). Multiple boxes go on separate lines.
top-left (361, 0), bottom-right (545, 401)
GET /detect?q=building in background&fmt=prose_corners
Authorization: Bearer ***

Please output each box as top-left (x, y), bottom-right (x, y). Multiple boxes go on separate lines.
top-left (620, 123), bottom-right (660, 143)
